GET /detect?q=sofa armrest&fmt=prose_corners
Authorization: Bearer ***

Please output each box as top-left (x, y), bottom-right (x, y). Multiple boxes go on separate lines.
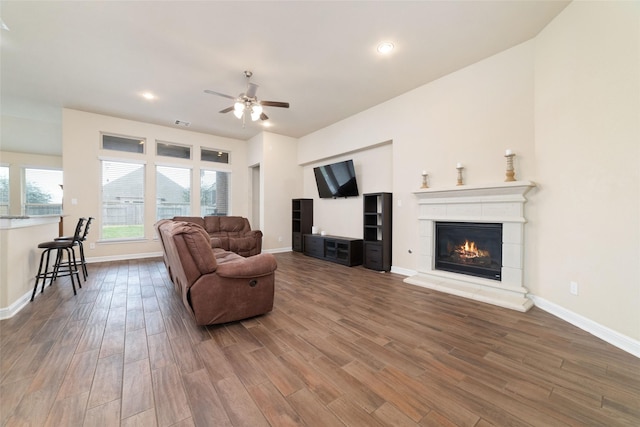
top-left (215, 253), bottom-right (277, 279)
top-left (244, 230), bottom-right (263, 239)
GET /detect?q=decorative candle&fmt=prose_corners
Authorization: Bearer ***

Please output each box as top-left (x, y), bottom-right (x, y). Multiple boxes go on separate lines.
top-left (505, 149), bottom-right (513, 156)
top-left (456, 162), bottom-right (462, 168)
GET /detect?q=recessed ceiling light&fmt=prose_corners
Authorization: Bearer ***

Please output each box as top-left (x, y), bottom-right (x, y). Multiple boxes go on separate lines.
top-left (141, 92), bottom-right (156, 100)
top-left (376, 42), bottom-right (394, 54)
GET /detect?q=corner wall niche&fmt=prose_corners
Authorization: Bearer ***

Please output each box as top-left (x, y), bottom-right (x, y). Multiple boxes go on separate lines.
top-left (404, 181), bottom-right (536, 312)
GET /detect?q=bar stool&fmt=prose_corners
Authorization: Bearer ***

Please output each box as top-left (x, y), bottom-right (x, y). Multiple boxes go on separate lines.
top-left (31, 217), bottom-right (85, 301)
top-left (55, 216), bottom-right (93, 280)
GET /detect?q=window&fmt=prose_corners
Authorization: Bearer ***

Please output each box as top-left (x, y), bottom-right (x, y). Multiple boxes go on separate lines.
top-left (102, 134), bottom-right (145, 154)
top-left (23, 168), bottom-right (63, 215)
top-left (157, 141), bottom-right (191, 159)
top-left (0, 166), bottom-right (8, 215)
top-left (156, 166), bottom-right (191, 220)
top-left (201, 148), bottom-right (229, 164)
top-left (101, 160), bottom-right (145, 240)
top-left (200, 170), bottom-right (230, 216)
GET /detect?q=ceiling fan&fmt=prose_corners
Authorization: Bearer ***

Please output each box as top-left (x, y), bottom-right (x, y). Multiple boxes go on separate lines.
top-left (204, 71), bottom-right (290, 124)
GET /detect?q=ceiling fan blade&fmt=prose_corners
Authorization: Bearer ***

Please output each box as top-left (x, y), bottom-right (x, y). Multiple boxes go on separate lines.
top-left (260, 100), bottom-right (289, 108)
top-left (219, 106), bottom-right (234, 114)
top-left (204, 89), bottom-right (236, 100)
top-left (246, 83), bottom-right (259, 99)
top-left (260, 112), bottom-right (269, 121)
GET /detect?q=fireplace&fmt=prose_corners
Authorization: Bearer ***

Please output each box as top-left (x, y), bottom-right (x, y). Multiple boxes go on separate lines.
top-left (435, 222), bottom-right (502, 281)
top-left (405, 181), bottom-right (536, 312)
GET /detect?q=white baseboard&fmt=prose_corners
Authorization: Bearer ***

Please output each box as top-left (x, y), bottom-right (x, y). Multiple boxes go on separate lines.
top-left (0, 290), bottom-right (32, 320)
top-left (391, 266), bottom-right (416, 277)
top-left (264, 247), bottom-right (292, 254)
top-left (530, 295), bottom-right (640, 358)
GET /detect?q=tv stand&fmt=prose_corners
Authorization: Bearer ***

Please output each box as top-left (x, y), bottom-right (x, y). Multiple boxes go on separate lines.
top-left (303, 234), bottom-right (363, 266)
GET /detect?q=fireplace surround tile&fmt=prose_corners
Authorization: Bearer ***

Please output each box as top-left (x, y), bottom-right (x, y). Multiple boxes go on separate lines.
top-left (502, 243), bottom-right (522, 269)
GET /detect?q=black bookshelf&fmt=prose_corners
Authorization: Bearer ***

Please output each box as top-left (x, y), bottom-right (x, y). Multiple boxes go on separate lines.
top-left (292, 199), bottom-right (313, 252)
top-left (363, 192), bottom-right (392, 271)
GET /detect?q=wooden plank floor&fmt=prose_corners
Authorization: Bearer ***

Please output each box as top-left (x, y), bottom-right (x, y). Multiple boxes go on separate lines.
top-left (1, 252), bottom-right (639, 426)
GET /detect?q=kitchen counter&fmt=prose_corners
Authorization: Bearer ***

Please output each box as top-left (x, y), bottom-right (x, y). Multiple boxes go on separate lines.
top-left (0, 215), bottom-right (61, 318)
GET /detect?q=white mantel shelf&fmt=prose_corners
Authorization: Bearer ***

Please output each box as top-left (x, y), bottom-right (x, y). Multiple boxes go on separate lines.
top-left (413, 180), bottom-right (536, 200)
top-left (406, 180), bottom-right (537, 312)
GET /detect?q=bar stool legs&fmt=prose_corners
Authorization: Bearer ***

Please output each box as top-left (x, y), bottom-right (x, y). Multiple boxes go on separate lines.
top-left (31, 245), bottom-right (81, 301)
top-left (32, 216), bottom-right (86, 302)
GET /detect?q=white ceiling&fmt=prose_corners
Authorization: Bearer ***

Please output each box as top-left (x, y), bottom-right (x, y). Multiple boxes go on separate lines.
top-left (0, 1), bottom-right (570, 155)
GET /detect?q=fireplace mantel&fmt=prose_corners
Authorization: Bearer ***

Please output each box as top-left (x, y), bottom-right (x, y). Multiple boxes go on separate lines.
top-left (405, 181), bottom-right (536, 312)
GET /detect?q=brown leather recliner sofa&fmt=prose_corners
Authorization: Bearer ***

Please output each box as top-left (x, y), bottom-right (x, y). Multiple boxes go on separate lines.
top-left (155, 219), bottom-right (277, 325)
top-left (173, 215), bottom-right (262, 257)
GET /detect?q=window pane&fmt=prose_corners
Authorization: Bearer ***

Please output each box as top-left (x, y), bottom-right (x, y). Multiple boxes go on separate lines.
top-left (101, 161), bottom-right (144, 239)
top-left (24, 168), bottom-right (63, 216)
top-left (157, 141), bottom-right (191, 159)
top-left (201, 148), bottom-right (229, 164)
top-left (156, 166), bottom-right (190, 220)
top-left (200, 170), bottom-right (229, 216)
top-left (0, 166), bottom-right (8, 215)
top-left (102, 134), bottom-right (145, 154)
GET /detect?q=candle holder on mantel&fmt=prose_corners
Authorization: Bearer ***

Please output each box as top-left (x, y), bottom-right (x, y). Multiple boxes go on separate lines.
top-left (421, 172), bottom-right (429, 189)
top-left (504, 153), bottom-right (516, 182)
top-left (456, 166), bottom-right (464, 186)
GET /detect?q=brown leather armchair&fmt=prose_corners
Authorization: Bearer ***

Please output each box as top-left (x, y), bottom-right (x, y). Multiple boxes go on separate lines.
top-left (155, 220), bottom-right (276, 325)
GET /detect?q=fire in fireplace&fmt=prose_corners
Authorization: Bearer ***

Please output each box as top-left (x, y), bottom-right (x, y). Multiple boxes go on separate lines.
top-left (434, 222), bottom-right (502, 281)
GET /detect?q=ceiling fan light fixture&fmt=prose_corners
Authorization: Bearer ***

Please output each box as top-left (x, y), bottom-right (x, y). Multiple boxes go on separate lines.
top-left (250, 105), bottom-right (263, 121)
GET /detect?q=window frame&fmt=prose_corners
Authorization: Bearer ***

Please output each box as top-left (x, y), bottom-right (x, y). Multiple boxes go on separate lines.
top-left (201, 148), bottom-right (230, 164)
top-left (199, 166), bottom-right (231, 217)
top-left (99, 158), bottom-right (147, 242)
top-left (22, 167), bottom-right (63, 216)
top-left (101, 132), bottom-right (146, 154)
top-left (0, 165), bottom-right (9, 215)
top-left (155, 163), bottom-right (193, 221)
top-left (156, 140), bottom-right (192, 160)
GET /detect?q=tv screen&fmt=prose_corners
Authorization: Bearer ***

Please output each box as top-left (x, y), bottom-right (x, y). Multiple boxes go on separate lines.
top-left (313, 159), bottom-right (359, 198)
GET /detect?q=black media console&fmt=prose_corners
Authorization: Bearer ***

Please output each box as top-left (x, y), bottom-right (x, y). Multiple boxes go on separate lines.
top-left (303, 234), bottom-right (363, 267)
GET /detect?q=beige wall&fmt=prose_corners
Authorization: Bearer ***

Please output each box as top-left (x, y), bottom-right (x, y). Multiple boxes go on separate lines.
top-left (62, 109), bottom-right (248, 260)
top-left (297, 2), bottom-right (639, 343)
top-left (0, 151), bottom-right (62, 216)
top-left (533, 1), bottom-right (639, 339)
top-left (249, 132), bottom-right (301, 251)
top-left (299, 40), bottom-right (535, 271)
top-left (302, 142), bottom-right (393, 239)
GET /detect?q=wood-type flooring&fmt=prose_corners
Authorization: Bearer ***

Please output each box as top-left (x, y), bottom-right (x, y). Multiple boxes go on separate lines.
top-left (1, 252), bottom-right (639, 426)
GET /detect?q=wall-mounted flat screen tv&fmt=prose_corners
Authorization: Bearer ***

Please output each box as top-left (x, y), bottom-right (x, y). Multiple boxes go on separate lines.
top-left (313, 159), bottom-right (359, 198)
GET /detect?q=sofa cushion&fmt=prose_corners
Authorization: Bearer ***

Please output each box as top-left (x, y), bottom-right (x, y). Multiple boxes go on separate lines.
top-left (215, 253), bottom-right (278, 279)
top-left (179, 223), bottom-right (218, 275)
top-left (173, 216), bottom-right (205, 229)
top-left (219, 216), bottom-right (248, 233)
top-left (203, 215), bottom-right (221, 233)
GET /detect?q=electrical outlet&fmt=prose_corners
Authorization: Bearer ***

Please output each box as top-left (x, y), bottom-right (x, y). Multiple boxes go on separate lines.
top-left (278, 236), bottom-right (283, 242)
top-left (89, 243), bottom-right (96, 250)
top-left (570, 281), bottom-right (579, 295)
